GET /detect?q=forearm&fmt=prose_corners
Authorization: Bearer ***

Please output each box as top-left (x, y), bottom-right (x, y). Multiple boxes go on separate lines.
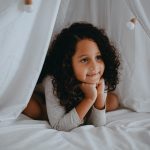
top-left (94, 94), bottom-right (105, 110)
top-left (88, 106), bottom-right (106, 126)
top-left (75, 98), bottom-right (95, 120)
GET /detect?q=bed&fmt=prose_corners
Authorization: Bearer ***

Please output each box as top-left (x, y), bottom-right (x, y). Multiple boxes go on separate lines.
top-left (0, 109), bottom-right (149, 150)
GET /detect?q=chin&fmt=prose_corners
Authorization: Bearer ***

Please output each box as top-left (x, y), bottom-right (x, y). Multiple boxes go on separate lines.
top-left (84, 80), bottom-right (99, 84)
top-left (79, 77), bottom-right (99, 84)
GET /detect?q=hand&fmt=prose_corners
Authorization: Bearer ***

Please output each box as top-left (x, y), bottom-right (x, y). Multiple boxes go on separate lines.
top-left (94, 78), bottom-right (107, 109)
top-left (80, 82), bottom-right (97, 101)
top-left (96, 78), bottom-right (105, 96)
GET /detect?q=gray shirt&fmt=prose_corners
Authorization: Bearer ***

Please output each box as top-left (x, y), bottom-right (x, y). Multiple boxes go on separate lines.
top-left (42, 76), bottom-right (106, 131)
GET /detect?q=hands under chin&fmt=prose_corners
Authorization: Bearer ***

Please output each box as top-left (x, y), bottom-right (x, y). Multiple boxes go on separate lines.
top-left (80, 78), bottom-right (107, 110)
top-left (80, 78), bottom-right (107, 109)
top-left (80, 82), bottom-right (97, 101)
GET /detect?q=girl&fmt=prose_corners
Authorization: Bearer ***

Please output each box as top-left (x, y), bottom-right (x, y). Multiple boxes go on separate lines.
top-left (23, 22), bottom-right (120, 131)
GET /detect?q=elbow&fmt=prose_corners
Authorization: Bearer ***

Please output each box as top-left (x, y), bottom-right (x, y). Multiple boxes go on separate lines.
top-left (50, 122), bottom-right (71, 132)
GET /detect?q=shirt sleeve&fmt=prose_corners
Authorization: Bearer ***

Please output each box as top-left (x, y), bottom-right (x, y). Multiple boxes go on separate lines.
top-left (42, 76), bottom-right (83, 131)
top-left (87, 105), bottom-right (106, 127)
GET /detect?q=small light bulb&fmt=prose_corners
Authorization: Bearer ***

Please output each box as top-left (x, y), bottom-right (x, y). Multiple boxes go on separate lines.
top-left (126, 21), bottom-right (135, 30)
top-left (24, 0), bottom-right (33, 13)
top-left (126, 17), bottom-right (137, 30)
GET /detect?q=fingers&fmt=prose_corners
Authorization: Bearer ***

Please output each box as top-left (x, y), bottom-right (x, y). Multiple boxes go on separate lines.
top-left (96, 78), bottom-right (106, 95)
top-left (80, 82), bottom-right (97, 100)
top-left (97, 78), bottom-right (105, 88)
top-left (80, 82), bottom-right (96, 89)
top-left (98, 78), bottom-right (105, 84)
top-left (80, 82), bottom-right (97, 93)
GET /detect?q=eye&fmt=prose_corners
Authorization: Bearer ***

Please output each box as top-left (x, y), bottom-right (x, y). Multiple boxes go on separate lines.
top-left (96, 55), bottom-right (103, 61)
top-left (80, 58), bottom-right (88, 63)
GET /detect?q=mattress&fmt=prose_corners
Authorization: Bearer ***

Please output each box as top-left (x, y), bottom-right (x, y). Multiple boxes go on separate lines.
top-left (0, 109), bottom-right (150, 150)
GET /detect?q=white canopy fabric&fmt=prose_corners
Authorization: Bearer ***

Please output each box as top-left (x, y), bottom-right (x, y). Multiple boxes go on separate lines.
top-left (0, 0), bottom-right (61, 121)
top-left (0, 0), bottom-right (150, 122)
top-left (125, 0), bottom-right (150, 39)
top-left (116, 0), bottom-right (150, 112)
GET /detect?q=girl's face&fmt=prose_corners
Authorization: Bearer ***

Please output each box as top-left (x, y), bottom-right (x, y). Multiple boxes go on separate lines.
top-left (72, 39), bottom-right (105, 84)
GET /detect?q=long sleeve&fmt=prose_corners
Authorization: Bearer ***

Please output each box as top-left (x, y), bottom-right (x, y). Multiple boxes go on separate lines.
top-left (42, 76), bottom-right (83, 131)
top-left (86, 106), bottom-right (106, 126)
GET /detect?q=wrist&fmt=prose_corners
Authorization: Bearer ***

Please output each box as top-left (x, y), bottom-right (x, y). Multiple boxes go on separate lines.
top-left (84, 97), bottom-right (96, 103)
top-left (94, 102), bottom-right (105, 110)
top-left (94, 95), bottom-right (105, 110)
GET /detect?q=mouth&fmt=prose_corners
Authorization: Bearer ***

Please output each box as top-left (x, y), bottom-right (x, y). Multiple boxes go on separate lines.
top-left (87, 72), bottom-right (100, 77)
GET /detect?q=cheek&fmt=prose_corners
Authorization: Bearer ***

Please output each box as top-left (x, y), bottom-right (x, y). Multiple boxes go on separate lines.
top-left (74, 68), bottom-right (87, 81)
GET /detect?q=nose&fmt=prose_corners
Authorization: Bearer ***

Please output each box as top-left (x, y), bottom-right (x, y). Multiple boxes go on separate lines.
top-left (89, 61), bottom-right (98, 71)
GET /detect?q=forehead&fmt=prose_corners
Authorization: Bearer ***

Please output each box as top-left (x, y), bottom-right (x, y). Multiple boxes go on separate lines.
top-left (75, 39), bottom-right (100, 55)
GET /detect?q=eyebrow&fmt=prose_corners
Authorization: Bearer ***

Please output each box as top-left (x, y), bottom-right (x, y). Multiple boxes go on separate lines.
top-left (78, 52), bottom-right (101, 58)
top-left (78, 55), bottom-right (87, 58)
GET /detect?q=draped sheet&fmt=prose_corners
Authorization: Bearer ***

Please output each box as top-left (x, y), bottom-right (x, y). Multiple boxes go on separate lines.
top-left (0, 0), bottom-right (61, 121)
top-left (115, 0), bottom-right (150, 112)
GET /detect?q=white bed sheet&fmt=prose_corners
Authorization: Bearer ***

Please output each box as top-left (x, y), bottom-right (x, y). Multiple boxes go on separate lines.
top-left (0, 109), bottom-right (150, 150)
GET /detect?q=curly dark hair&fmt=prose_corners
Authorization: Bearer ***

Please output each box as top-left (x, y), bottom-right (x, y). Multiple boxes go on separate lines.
top-left (38, 22), bottom-right (120, 112)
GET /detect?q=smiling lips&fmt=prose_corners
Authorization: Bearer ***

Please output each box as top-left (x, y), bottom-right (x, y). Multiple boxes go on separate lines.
top-left (87, 72), bottom-right (100, 77)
